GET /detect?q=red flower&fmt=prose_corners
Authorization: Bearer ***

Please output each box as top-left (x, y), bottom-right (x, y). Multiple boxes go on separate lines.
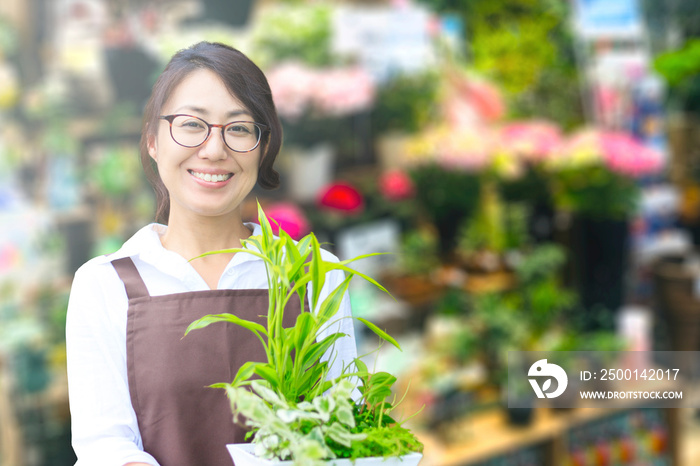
top-left (379, 170), bottom-right (415, 201)
top-left (317, 182), bottom-right (364, 214)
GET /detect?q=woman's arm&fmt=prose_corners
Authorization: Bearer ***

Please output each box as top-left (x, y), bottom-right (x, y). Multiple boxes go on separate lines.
top-left (67, 261), bottom-right (160, 466)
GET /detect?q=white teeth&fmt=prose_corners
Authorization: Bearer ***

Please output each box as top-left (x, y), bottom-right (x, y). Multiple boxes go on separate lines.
top-left (189, 170), bottom-right (232, 182)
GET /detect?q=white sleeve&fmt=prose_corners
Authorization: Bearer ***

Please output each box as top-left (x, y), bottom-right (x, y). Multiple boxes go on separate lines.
top-left (311, 252), bottom-right (358, 383)
top-left (66, 262), bottom-right (160, 466)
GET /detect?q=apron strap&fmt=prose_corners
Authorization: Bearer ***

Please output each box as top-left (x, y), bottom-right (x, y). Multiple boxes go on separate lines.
top-left (111, 257), bottom-right (150, 300)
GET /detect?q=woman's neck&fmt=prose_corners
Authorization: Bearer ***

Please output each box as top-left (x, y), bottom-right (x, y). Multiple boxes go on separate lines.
top-left (160, 210), bottom-right (252, 289)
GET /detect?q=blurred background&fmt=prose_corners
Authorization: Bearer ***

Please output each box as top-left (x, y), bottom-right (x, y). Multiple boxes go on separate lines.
top-left (2, 0), bottom-right (700, 464)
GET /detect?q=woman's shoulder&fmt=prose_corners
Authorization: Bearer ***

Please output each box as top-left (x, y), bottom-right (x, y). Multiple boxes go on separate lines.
top-left (73, 223), bottom-right (163, 278)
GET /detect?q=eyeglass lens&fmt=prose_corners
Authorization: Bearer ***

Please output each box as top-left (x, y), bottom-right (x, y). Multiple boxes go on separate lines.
top-left (169, 115), bottom-right (262, 152)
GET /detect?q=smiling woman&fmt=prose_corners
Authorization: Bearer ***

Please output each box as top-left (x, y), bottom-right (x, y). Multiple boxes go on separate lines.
top-left (65, 42), bottom-right (359, 466)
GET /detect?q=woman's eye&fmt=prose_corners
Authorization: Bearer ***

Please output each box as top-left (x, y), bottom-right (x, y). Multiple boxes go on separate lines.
top-left (182, 120), bottom-right (205, 129)
top-left (228, 124), bottom-right (252, 135)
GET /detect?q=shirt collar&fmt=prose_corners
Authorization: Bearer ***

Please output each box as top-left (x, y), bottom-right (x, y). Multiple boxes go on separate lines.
top-left (110, 222), bottom-right (265, 271)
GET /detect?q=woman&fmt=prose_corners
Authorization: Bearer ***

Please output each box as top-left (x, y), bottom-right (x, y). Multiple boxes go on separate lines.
top-left (66, 42), bottom-right (357, 466)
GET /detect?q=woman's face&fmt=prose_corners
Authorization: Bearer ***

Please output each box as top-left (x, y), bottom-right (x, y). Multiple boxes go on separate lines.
top-left (148, 68), bottom-right (261, 221)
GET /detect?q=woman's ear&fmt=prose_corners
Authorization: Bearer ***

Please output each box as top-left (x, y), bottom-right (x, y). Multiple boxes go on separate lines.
top-left (147, 134), bottom-right (158, 161)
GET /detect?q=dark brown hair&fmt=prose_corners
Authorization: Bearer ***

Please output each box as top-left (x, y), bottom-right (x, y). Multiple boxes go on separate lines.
top-left (140, 41), bottom-right (282, 224)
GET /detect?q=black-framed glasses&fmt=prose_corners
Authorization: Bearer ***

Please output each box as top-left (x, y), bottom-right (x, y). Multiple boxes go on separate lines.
top-left (159, 114), bottom-right (269, 153)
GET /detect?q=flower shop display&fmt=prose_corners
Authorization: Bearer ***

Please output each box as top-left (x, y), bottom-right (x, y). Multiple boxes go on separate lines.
top-left (405, 124), bottom-right (495, 256)
top-left (266, 61), bottom-right (376, 202)
top-left (185, 204), bottom-right (423, 465)
top-left (547, 129), bottom-right (664, 322)
top-left (371, 71), bottom-right (440, 170)
top-left (495, 120), bottom-right (563, 243)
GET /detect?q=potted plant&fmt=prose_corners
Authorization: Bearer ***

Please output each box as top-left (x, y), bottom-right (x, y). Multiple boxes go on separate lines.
top-left (547, 129), bottom-right (664, 323)
top-left (185, 203), bottom-right (424, 465)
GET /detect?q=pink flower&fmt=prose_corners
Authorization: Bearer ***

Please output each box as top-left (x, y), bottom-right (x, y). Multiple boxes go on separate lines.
top-left (438, 126), bottom-right (495, 171)
top-left (266, 62), bottom-right (317, 120)
top-left (379, 170), bottom-right (415, 201)
top-left (312, 67), bottom-right (375, 117)
top-left (499, 121), bottom-right (563, 162)
top-left (267, 63), bottom-right (375, 120)
top-left (445, 71), bottom-right (505, 126)
top-left (317, 182), bottom-right (364, 214)
top-left (264, 202), bottom-right (310, 240)
top-left (600, 132), bottom-right (664, 178)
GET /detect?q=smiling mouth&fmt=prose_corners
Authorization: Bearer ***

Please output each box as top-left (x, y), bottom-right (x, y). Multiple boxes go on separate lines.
top-left (188, 170), bottom-right (233, 182)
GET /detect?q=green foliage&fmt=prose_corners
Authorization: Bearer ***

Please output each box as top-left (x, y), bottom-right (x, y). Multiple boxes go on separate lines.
top-left (654, 39), bottom-right (700, 113)
top-left (449, 243), bottom-right (575, 384)
top-left (552, 165), bottom-right (640, 220)
top-left (185, 203), bottom-right (422, 462)
top-left (372, 72), bottom-right (440, 135)
top-left (417, 0), bottom-right (584, 126)
top-left (89, 145), bottom-right (143, 196)
top-left (654, 39), bottom-right (700, 87)
top-left (398, 228), bottom-right (441, 276)
top-left (410, 164), bottom-right (482, 253)
top-left (250, 4), bottom-right (335, 67)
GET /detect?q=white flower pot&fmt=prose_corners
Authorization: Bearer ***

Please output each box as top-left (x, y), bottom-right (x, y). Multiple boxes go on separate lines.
top-left (284, 143), bottom-right (335, 203)
top-left (227, 443), bottom-right (423, 466)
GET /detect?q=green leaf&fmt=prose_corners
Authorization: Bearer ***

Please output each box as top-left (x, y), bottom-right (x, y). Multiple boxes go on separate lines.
top-left (356, 317), bottom-right (401, 350)
top-left (184, 313), bottom-right (267, 338)
top-left (301, 334), bottom-right (345, 371)
top-left (325, 261), bottom-right (391, 296)
top-left (353, 358), bottom-right (368, 375)
top-left (254, 364), bottom-right (281, 390)
top-left (232, 360), bottom-right (260, 387)
top-left (316, 274), bottom-right (352, 326)
top-left (336, 406), bottom-right (355, 428)
top-left (257, 201), bottom-right (275, 248)
top-left (293, 312), bottom-right (317, 351)
top-left (189, 247), bottom-right (271, 265)
top-left (309, 236), bottom-right (326, 312)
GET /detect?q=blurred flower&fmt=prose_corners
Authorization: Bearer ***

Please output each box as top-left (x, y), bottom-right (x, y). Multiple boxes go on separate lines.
top-left (0, 62), bottom-right (19, 109)
top-left (267, 62), bottom-right (375, 120)
top-left (264, 202), bottom-right (310, 240)
top-left (405, 125), bottom-right (496, 172)
top-left (549, 128), bottom-right (664, 220)
top-left (551, 128), bottom-right (664, 178)
top-left (317, 182), bottom-right (364, 215)
top-left (266, 62), bottom-right (316, 120)
top-left (600, 132), bottom-right (664, 178)
top-left (379, 170), bottom-right (415, 201)
top-left (313, 66), bottom-right (374, 117)
top-left (498, 120), bottom-right (563, 163)
top-left (444, 70), bottom-right (505, 127)
top-left (549, 129), bottom-right (603, 169)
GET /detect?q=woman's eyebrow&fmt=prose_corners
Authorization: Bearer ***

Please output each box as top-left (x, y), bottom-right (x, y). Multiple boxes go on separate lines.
top-left (172, 106), bottom-right (251, 119)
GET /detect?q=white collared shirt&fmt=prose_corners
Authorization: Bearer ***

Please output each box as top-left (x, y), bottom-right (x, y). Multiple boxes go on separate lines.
top-left (66, 223), bottom-right (357, 466)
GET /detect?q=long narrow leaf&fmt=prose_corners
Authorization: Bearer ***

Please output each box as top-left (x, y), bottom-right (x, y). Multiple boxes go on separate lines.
top-left (309, 236), bottom-right (325, 313)
top-left (356, 317), bottom-right (401, 350)
top-left (316, 274), bottom-right (352, 326)
top-left (324, 262), bottom-right (390, 295)
top-left (184, 313), bottom-right (267, 338)
top-left (301, 333), bottom-right (345, 371)
top-left (190, 247), bottom-right (271, 265)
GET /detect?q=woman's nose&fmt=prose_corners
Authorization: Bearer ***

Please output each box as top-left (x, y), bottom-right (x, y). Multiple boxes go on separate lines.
top-left (197, 128), bottom-right (228, 161)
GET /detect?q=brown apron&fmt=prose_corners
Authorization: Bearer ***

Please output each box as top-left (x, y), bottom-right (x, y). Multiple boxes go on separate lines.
top-left (112, 257), bottom-right (302, 466)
